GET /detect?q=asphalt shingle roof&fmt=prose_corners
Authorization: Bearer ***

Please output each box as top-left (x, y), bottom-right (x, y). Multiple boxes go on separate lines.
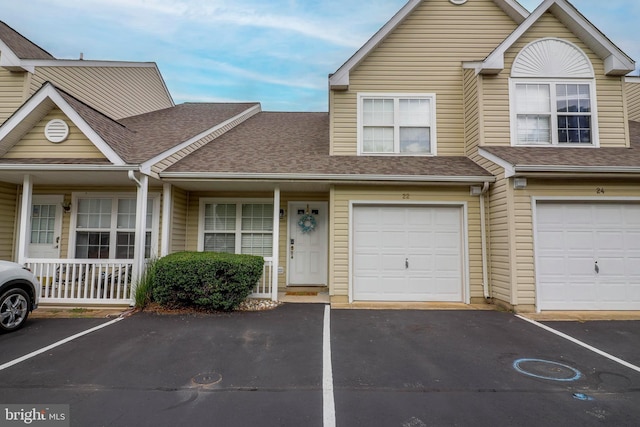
top-left (164, 112), bottom-right (493, 178)
top-left (481, 121), bottom-right (640, 168)
top-left (0, 21), bottom-right (54, 60)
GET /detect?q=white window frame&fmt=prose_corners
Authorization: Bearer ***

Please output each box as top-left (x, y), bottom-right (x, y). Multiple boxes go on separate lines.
top-left (509, 78), bottom-right (599, 147)
top-left (198, 198), bottom-right (274, 256)
top-left (357, 92), bottom-right (437, 156)
top-left (67, 192), bottom-right (160, 260)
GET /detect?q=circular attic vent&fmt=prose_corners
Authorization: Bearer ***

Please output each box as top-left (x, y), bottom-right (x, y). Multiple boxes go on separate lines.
top-left (44, 119), bottom-right (70, 143)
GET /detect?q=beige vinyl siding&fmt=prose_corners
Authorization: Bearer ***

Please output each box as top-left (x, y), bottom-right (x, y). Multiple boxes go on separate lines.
top-left (483, 12), bottom-right (629, 147)
top-left (510, 180), bottom-right (640, 311)
top-left (463, 69), bottom-right (480, 156)
top-left (31, 66), bottom-right (172, 120)
top-left (0, 68), bottom-right (28, 124)
top-left (625, 80), bottom-right (640, 122)
top-left (3, 108), bottom-right (106, 159)
top-left (330, 0), bottom-right (518, 155)
top-left (330, 185), bottom-right (484, 301)
top-left (169, 187), bottom-right (189, 253)
top-left (0, 182), bottom-right (18, 260)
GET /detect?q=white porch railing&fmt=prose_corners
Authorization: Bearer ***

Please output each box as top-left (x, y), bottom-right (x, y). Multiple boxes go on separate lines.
top-left (252, 258), bottom-right (273, 298)
top-left (26, 259), bottom-right (135, 305)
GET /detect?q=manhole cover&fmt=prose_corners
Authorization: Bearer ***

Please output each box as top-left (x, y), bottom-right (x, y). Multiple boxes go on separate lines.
top-left (192, 372), bottom-right (222, 385)
top-left (513, 358), bottom-right (581, 382)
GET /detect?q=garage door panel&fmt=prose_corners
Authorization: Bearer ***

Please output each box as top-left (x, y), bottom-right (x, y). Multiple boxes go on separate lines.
top-left (536, 203), bottom-right (640, 310)
top-left (353, 205), bottom-right (463, 302)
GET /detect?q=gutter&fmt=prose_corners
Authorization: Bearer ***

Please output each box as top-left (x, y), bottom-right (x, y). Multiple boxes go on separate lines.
top-left (159, 172), bottom-right (496, 183)
top-left (0, 164), bottom-right (138, 172)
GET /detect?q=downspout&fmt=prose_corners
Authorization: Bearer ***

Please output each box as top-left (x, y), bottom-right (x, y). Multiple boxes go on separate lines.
top-left (480, 181), bottom-right (490, 300)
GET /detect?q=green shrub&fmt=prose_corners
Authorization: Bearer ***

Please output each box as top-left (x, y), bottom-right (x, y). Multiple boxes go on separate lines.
top-left (134, 258), bottom-right (157, 309)
top-left (151, 251), bottom-right (264, 311)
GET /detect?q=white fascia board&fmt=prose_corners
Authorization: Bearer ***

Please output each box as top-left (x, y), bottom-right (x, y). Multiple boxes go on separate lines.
top-left (20, 59), bottom-right (158, 68)
top-left (514, 165), bottom-right (640, 175)
top-left (625, 76), bottom-right (640, 84)
top-left (329, 0), bottom-right (422, 89)
top-left (140, 104), bottom-right (262, 174)
top-left (0, 83), bottom-right (126, 165)
top-left (479, 0), bottom-right (634, 76)
top-left (493, 0), bottom-right (529, 23)
top-left (478, 148), bottom-right (516, 177)
top-left (160, 172), bottom-right (495, 184)
top-left (0, 164), bottom-right (136, 172)
top-left (0, 40), bottom-right (34, 72)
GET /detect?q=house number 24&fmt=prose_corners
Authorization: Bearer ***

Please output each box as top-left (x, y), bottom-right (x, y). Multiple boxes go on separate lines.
top-left (596, 187), bottom-right (605, 194)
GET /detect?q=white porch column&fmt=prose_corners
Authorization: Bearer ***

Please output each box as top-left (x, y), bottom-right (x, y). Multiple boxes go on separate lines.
top-left (271, 186), bottom-right (280, 301)
top-left (17, 174), bottom-right (33, 265)
top-left (161, 183), bottom-right (172, 257)
top-left (130, 173), bottom-right (148, 286)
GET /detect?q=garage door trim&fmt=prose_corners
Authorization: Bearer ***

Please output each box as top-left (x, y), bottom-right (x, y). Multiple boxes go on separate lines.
top-left (348, 201), bottom-right (470, 303)
top-left (532, 196), bottom-right (640, 312)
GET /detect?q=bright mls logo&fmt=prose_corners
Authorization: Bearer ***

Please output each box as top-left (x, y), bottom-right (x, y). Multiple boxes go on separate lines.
top-left (1, 405), bottom-right (69, 426)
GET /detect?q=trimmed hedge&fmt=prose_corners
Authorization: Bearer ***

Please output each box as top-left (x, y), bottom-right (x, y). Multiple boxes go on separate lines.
top-left (152, 251), bottom-right (264, 311)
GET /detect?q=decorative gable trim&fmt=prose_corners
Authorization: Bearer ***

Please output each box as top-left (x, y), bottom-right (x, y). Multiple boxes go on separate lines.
top-left (512, 38), bottom-right (594, 78)
top-left (467, 0), bottom-right (635, 76)
top-left (0, 83), bottom-right (126, 164)
top-left (329, 0), bottom-right (529, 90)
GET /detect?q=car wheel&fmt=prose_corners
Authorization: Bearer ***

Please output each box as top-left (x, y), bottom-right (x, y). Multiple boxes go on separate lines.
top-left (0, 288), bottom-right (30, 332)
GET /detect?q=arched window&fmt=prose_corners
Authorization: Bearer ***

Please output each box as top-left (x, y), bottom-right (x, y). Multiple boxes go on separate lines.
top-left (510, 38), bottom-right (597, 146)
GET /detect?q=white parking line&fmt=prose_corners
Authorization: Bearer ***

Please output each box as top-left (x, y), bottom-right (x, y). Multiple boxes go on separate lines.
top-left (0, 316), bottom-right (124, 372)
top-left (516, 315), bottom-right (640, 374)
top-left (323, 305), bottom-right (336, 427)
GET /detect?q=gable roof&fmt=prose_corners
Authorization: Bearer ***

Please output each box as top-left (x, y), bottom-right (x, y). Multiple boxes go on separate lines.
top-left (0, 81), bottom-right (262, 169)
top-left (329, 0), bottom-right (529, 89)
top-left (478, 121), bottom-right (640, 177)
top-left (0, 21), bottom-right (54, 60)
top-left (467, 0), bottom-right (635, 76)
top-left (162, 112), bottom-right (493, 182)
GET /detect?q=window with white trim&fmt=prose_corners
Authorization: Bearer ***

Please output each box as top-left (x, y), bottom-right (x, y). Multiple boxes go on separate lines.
top-left (73, 196), bottom-right (157, 259)
top-left (358, 94), bottom-right (436, 155)
top-left (510, 38), bottom-right (597, 146)
top-left (513, 81), bottom-right (594, 145)
top-left (201, 201), bottom-right (273, 257)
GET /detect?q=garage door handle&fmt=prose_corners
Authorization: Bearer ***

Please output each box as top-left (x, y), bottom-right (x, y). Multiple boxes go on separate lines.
top-left (405, 258), bottom-right (409, 269)
top-left (594, 261), bottom-right (599, 274)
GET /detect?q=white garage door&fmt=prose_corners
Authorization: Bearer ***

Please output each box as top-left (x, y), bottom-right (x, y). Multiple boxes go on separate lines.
top-left (353, 205), bottom-right (463, 301)
top-left (536, 203), bottom-right (640, 310)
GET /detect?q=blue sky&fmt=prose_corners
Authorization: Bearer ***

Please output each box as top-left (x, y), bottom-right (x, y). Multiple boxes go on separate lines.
top-left (2, 0), bottom-right (638, 112)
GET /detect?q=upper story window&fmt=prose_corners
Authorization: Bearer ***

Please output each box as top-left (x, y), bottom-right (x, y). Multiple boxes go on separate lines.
top-left (510, 38), bottom-right (598, 147)
top-left (358, 93), bottom-right (436, 155)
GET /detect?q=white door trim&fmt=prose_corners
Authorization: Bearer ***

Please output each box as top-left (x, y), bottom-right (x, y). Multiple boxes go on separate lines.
top-left (532, 196), bottom-right (640, 312)
top-left (348, 200), bottom-right (469, 303)
top-left (28, 195), bottom-right (64, 259)
top-left (287, 201), bottom-right (329, 286)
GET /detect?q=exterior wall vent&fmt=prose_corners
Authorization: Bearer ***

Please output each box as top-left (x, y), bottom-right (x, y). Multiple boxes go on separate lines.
top-left (44, 119), bottom-right (70, 143)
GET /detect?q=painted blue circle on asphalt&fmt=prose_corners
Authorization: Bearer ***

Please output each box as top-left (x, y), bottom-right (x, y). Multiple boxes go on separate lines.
top-left (513, 358), bottom-right (582, 382)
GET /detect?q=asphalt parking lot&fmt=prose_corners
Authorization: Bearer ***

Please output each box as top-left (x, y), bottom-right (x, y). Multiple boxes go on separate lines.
top-left (1, 304), bottom-right (639, 426)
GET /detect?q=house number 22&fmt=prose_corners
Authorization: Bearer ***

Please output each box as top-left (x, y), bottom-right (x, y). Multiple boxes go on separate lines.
top-left (402, 194), bottom-right (410, 199)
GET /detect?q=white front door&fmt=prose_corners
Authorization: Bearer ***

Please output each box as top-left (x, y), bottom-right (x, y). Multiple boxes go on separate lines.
top-left (288, 202), bottom-right (328, 286)
top-left (28, 195), bottom-right (64, 259)
top-left (352, 205), bottom-right (464, 302)
top-left (536, 202), bottom-right (640, 310)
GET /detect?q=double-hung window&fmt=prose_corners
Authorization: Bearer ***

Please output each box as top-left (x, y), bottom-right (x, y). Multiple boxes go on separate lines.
top-left (358, 93), bottom-right (436, 155)
top-left (73, 195), bottom-right (157, 259)
top-left (201, 200), bottom-right (274, 257)
top-left (513, 81), bottom-right (594, 145)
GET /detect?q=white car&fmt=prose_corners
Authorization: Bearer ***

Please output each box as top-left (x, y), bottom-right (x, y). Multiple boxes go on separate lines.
top-left (0, 260), bottom-right (40, 332)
